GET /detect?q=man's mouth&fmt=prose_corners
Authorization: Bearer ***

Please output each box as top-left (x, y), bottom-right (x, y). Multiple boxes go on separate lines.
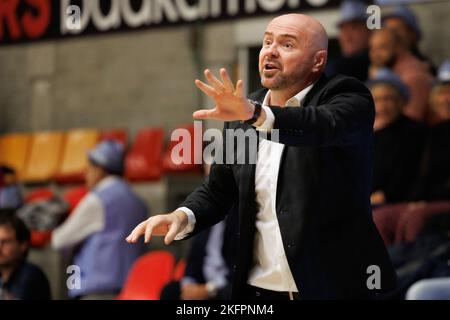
top-left (264, 62), bottom-right (279, 71)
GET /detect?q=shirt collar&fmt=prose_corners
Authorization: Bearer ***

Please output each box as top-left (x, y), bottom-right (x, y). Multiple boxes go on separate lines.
top-left (262, 82), bottom-right (315, 107)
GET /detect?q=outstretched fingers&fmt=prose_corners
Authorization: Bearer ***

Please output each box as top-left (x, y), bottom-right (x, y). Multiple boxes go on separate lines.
top-left (193, 108), bottom-right (218, 120)
top-left (220, 68), bottom-right (235, 93)
top-left (235, 79), bottom-right (244, 97)
top-left (204, 69), bottom-right (225, 93)
top-left (126, 220), bottom-right (148, 243)
top-left (164, 221), bottom-right (180, 245)
top-left (195, 79), bottom-right (216, 97)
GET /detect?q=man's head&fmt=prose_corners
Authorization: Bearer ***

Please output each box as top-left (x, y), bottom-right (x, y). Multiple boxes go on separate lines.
top-left (0, 166), bottom-right (17, 187)
top-left (259, 14), bottom-right (328, 94)
top-left (369, 29), bottom-right (398, 68)
top-left (430, 84), bottom-right (450, 123)
top-left (368, 69), bottom-right (409, 130)
top-left (382, 5), bottom-right (421, 50)
top-left (85, 140), bottom-right (124, 190)
top-left (430, 60), bottom-right (450, 123)
top-left (337, 0), bottom-right (371, 56)
top-left (0, 213), bottom-right (30, 270)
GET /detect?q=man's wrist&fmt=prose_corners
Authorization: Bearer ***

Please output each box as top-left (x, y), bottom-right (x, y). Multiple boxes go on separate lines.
top-left (173, 210), bottom-right (188, 231)
top-left (243, 100), bottom-right (262, 125)
top-left (253, 107), bottom-right (266, 127)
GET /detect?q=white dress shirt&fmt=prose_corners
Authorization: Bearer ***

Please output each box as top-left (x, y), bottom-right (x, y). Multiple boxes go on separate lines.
top-left (177, 84), bottom-right (314, 292)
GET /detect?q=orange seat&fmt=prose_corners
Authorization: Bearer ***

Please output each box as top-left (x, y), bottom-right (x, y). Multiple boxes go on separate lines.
top-left (56, 129), bottom-right (100, 183)
top-left (125, 128), bottom-right (164, 182)
top-left (173, 259), bottom-right (186, 281)
top-left (116, 251), bottom-right (175, 300)
top-left (22, 131), bottom-right (65, 183)
top-left (63, 185), bottom-right (88, 214)
top-left (0, 133), bottom-right (31, 181)
top-left (100, 129), bottom-right (128, 148)
top-left (162, 124), bottom-right (203, 174)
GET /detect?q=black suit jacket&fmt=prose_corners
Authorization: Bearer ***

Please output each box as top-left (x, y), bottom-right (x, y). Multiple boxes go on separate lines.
top-left (180, 74), bottom-right (397, 299)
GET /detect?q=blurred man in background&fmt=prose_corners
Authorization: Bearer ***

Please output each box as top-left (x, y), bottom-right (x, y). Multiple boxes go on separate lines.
top-left (382, 4), bottom-right (436, 75)
top-left (0, 166), bottom-right (23, 211)
top-left (0, 212), bottom-right (51, 300)
top-left (369, 29), bottom-right (433, 122)
top-left (326, 0), bottom-right (371, 81)
top-left (368, 68), bottom-right (426, 205)
top-left (52, 140), bottom-right (148, 299)
top-left (414, 60), bottom-right (450, 201)
top-left (161, 214), bottom-right (238, 300)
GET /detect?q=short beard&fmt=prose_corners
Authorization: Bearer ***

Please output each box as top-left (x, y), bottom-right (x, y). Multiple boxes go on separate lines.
top-left (260, 75), bottom-right (288, 90)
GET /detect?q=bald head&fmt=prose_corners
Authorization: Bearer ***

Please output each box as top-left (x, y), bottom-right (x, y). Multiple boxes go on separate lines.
top-left (259, 14), bottom-right (328, 100)
top-left (267, 14), bottom-right (329, 52)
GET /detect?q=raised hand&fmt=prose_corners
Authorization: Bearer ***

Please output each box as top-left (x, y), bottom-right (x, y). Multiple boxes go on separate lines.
top-left (193, 68), bottom-right (254, 122)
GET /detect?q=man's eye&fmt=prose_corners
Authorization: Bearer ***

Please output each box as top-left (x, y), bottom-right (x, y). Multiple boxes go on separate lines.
top-left (283, 42), bottom-right (293, 48)
top-left (263, 40), bottom-right (272, 47)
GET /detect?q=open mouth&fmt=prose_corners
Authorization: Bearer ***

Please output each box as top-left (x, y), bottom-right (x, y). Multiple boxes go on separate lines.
top-left (264, 62), bottom-right (279, 71)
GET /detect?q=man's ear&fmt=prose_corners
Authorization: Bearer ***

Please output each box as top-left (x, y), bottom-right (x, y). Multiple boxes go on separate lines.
top-left (312, 50), bottom-right (328, 73)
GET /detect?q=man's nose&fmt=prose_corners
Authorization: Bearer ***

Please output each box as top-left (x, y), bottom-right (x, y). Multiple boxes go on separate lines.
top-left (266, 44), bottom-right (280, 58)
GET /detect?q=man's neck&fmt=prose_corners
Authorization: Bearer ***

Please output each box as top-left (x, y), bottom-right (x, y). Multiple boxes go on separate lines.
top-left (269, 75), bottom-right (319, 106)
top-left (270, 84), bottom-right (310, 106)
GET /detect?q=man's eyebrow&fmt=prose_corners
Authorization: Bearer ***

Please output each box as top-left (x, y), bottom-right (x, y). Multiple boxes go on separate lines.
top-left (263, 32), bottom-right (298, 41)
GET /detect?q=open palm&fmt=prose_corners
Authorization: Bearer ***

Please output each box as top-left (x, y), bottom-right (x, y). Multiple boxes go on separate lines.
top-left (193, 68), bottom-right (254, 121)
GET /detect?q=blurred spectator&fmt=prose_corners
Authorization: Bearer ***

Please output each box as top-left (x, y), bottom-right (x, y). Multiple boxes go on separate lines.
top-left (0, 211), bottom-right (51, 300)
top-left (413, 60), bottom-right (450, 201)
top-left (161, 163), bottom-right (237, 300)
top-left (326, 0), bottom-right (371, 81)
top-left (0, 166), bottom-right (23, 210)
top-left (369, 29), bottom-right (434, 122)
top-left (368, 69), bottom-right (427, 205)
top-left (429, 60), bottom-right (450, 124)
top-left (51, 140), bottom-right (148, 299)
top-left (382, 4), bottom-right (436, 75)
top-left (161, 212), bottom-right (238, 300)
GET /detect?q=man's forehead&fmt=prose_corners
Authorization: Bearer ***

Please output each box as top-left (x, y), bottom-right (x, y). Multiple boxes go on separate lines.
top-left (264, 24), bottom-right (305, 39)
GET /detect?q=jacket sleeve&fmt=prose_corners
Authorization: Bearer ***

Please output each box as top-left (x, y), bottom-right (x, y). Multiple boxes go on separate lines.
top-left (178, 122), bottom-right (239, 236)
top-left (269, 77), bottom-right (375, 147)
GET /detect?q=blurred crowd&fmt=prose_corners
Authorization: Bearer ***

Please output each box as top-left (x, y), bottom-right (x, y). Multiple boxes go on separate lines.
top-left (327, 0), bottom-right (450, 300)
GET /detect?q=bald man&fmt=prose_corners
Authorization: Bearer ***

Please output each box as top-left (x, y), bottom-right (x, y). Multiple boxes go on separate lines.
top-left (128, 14), bottom-right (396, 300)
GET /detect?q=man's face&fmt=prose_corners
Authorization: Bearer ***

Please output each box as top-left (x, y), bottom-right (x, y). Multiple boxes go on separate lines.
top-left (259, 18), bottom-right (316, 91)
top-left (371, 84), bottom-right (405, 130)
top-left (369, 31), bottom-right (396, 68)
top-left (0, 225), bottom-right (27, 269)
top-left (84, 162), bottom-right (105, 190)
top-left (338, 21), bottom-right (370, 57)
top-left (383, 17), bottom-right (416, 49)
top-left (431, 84), bottom-right (450, 122)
